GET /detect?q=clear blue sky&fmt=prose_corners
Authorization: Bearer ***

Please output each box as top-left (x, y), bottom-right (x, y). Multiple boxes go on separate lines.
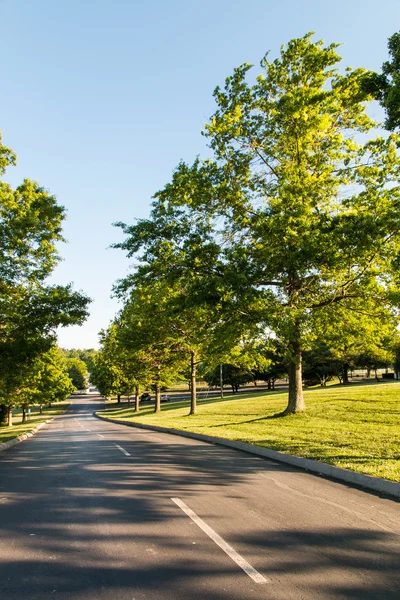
top-left (1, 0), bottom-right (399, 348)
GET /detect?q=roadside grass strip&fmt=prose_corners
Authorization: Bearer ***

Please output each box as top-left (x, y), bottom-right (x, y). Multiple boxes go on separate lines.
top-left (172, 497), bottom-right (269, 584)
top-left (0, 403), bottom-right (70, 445)
top-left (97, 381), bottom-right (400, 482)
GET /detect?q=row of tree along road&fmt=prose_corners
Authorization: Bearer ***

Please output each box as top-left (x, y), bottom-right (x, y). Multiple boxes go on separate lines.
top-left (90, 32), bottom-right (400, 416)
top-left (0, 138), bottom-right (91, 425)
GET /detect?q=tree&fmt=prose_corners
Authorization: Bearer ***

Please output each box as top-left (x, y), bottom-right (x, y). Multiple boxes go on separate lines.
top-left (204, 363), bottom-right (253, 393)
top-left (117, 284), bottom-right (188, 413)
top-left (363, 31), bottom-right (400, 130)
top-left (0, 133), bottom-right (91, 425)
top-left (19, 346), bottom-right (75, 420)
top-left (153, 34), bottom-right (400, 414)
top-left (314, 299), bottom-right (397, 384)
top-left (61, 348), bottom-right (98, 373)
top-left (90, 324), bottom-right (138, 403)
top-left (356, 346), bottom-right (394, 380)
top-left (65, 357), bottom-right (88, 390)
top-left (252, 341), bottom-right (287, 390)
top-left (302, 342), bottom-right (343, 387)
top-left (114, 182), bottom-right (257, 415)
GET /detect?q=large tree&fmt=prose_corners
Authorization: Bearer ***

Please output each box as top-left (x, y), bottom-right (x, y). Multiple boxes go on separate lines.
top-left (0, 133), bottom-right (91, 425)
top-left (149, 34), bottom-right (400, 414)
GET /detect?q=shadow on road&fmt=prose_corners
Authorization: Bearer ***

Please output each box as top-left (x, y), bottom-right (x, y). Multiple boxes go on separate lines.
top-left (0, 399), bottom-right (398, 599)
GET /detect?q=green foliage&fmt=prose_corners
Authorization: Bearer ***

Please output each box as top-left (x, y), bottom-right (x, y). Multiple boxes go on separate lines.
top-left (21, 347), bottom-right (75, 407)
top-left (65, 357), bottom-right (88, 390)
top-left (302, 342), bottom-right (343, 386)
top-left (204, 363), bottom-right (253, 393)
top-left (112, 33), bottom-right (400, 417)
top-left (151, 34), bottom-right (400, 413)
top-left (0, 133), bottom-right (91, 416)
top-left (91, 323), bottom-right (138, 399)
top-left (118, 284), bottom-right (189, 394)
top-left (363, 31), bottom-right (400, 130)
top-left (61, 348), bottom-right (98, 373)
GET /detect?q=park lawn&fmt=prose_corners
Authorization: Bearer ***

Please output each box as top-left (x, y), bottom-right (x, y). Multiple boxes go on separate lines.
top-left (97, 382), bottom-right (400, 482)
top-left (0, 402), bottom-right (70, 445)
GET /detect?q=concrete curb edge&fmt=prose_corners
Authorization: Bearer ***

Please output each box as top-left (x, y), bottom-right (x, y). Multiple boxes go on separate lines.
top-left (95, 413), bottom-right (400, 499)
top-left (0, 420), bottom-right (52, 454)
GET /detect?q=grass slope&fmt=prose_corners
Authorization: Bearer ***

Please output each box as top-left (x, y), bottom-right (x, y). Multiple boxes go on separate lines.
top-left (0, 403), bottom-right (70, 445)
top-left (97, 382), bottom-right (400, 482)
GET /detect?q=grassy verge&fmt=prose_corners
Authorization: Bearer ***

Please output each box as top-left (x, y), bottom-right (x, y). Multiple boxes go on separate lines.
top-left (97, 382), bottom-right (400, 482)
top-left (0, 403), bottom-right (70, 445)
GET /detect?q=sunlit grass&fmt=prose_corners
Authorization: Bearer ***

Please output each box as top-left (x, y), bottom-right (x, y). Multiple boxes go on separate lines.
top-left (97, 382), bottom-right (400, 482)
top-left (0, 403), bottom-right (70, 445)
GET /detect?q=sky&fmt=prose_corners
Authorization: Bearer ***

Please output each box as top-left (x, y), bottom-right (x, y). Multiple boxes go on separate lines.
top-left (1, 0), bottom-right (399, 349)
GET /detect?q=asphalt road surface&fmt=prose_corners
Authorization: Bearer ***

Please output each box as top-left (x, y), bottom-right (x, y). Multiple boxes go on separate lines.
top-left (0, 396), bottom-right (399, 600)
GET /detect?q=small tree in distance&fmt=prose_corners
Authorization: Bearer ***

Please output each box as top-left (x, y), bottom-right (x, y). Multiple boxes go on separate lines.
top-left (65, 357), bottom-right (88, 391)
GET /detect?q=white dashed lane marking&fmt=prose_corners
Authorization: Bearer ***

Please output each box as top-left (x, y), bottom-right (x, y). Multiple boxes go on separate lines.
top-left (115, 444), bottom-right (131, 457)
top-left (171, 497), bottom-right (269, 584)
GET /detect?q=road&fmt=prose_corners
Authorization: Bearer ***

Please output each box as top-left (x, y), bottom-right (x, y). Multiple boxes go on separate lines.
top-left (0, 396), bottom-right (399, 599)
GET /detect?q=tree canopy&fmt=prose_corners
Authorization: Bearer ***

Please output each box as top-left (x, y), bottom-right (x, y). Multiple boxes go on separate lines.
top-left (364, 31), bottom-right (400, 130)
top-left (114, 34), bottom-right (400, 415)
top-left (0, 133), bottom-right (91, 424)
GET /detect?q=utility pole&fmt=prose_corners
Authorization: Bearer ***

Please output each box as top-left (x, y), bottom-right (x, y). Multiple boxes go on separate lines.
top-left (220, 363), bottom-right (223, 398)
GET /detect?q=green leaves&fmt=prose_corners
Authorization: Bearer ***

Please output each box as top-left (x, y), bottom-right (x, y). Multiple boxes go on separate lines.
top-left (112, 33), bottom-right (400, 414)
top-left (364, 31), bottom-right (400, 131)
top-left (0, 134), bottom-right (91, 412)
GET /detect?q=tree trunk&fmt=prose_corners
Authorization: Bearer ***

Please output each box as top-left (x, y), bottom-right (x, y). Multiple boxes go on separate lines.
top-left (342, 363), bottom-right (349, 384)
top-left (22, 407), bottom-right (27, 423)
top-left (283, 336), bottom-right (305, 414)
top-left (0, 405), bottom-right (7, 426)
top-left (39, 405), bottom-right (43, 414)
top-left (7, 407), bottom-right (13, 427)
top-left (190, 351), bottom-right (197, 415)
top-left (154, 383), bottom-right (161, 413)
top-left (267, 379), bottom-right (272, 390)
top-left (117, 395), bottom-right (121, 404)
top-left (135, 386), bottom-right (140, 412)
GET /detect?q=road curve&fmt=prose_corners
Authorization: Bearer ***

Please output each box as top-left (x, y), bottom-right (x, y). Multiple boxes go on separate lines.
top-left (0, 395), bottom-right (399, 599)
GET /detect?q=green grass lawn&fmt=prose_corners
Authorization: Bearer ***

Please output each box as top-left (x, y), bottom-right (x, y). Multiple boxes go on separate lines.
top-left (97, 381), bottom-right (400, 482)
top-left (0, 403), bottom-right (70, 445)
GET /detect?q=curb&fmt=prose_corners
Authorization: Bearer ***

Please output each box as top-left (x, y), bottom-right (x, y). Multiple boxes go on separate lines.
top-left (0, 420), bottom-right (51, 454)
top-left (95, 413), bottom-right (400, 500)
